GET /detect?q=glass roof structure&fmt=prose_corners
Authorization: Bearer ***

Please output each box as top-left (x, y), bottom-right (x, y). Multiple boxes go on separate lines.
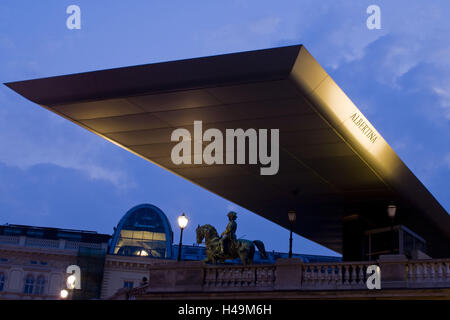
top-left (108, 204), bottom-right (173, 259)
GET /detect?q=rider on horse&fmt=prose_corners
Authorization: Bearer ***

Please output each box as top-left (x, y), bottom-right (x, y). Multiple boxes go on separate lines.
top-left (220, 211), bottom-right (237, 255)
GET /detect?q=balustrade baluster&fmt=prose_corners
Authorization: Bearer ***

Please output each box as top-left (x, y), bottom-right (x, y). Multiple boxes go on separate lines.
top-left (337, 265), bottom-right (343, 285)
top-left (318, 266), bottom-right (325, 286)
top-left (344, 265), bottom-right (350, 285)
top-left (222, 268), bottom-right (230, 287)
top-left (350, 265), bottom-right (357, 285)
top-left (326, 265), bottom-right (332, 284)
top-left (302, 266), bottom-right (309, 285)
top-left (430, 263), bottom-right (436, 282)
top-left (313, 265), bottom-right (319, 286)
top-left (423, 263), bottom-right (429, 282)
top-left (333, 265), bottom-right (339, 285)
top-left (358, 265), bottom-right (364, 285)
top-left (414, 264), bottom-right (420, 283)
top-left (234, 268), bottom-right (241, 287)
top-left (217, 269), bottom-right (224, 287)
top-left (206, 269), bottom-right (216, 287)
top-left (437, 263), bottom-right (443, 282)
top-left (407, 263), bottom-right (414, 283)
top-left (446, 262), bottom-right (450, 281)
top-left (241, 268), bottom-right (248, 287)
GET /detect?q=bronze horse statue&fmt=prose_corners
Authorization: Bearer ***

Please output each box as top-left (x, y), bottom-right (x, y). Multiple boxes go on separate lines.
top-left (196, 224), bottom-right (268, 265)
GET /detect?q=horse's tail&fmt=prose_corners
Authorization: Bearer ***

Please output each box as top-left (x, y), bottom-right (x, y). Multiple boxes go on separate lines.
top-left (253, 240), bottom-right (268, 260)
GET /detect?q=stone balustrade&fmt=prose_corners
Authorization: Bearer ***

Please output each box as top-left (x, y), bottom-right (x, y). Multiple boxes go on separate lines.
top-left (204, 265), bottom-right (276, 290)
top-left (301, 262), bottom-right (372, 290)
top-left (0, 234), bottom-right (106, 251)
top-left (120, 256), bottom-right (450, 299)
top-left (406, 259), bottom-right (450, 288)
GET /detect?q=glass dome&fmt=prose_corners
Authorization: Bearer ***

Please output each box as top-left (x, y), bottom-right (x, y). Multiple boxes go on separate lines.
top-left (109, 204), bottom-right (173, 258)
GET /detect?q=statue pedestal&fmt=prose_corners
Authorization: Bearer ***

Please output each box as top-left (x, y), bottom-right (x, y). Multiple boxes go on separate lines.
top-left (147, 260), bottom-right (205, 292)
top-left (274, 258), bottom-right (303, 290)
top-left (378, 254), bottom-right (408, 289)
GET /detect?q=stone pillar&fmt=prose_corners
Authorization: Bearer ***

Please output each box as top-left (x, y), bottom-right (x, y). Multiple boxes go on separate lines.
top-left (378, 254), bottom-right (408, 289)
top-left (274, 258), bottom-right (303, 290)
top-left (147, 260), bottom-right (205, 292)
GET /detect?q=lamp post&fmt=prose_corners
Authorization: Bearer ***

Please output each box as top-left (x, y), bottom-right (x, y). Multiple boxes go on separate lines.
top-left (288, 210), bottom-right (296, 258)
top-left (387, 204), bottom-right (397, 254)
top-left (67, 274), bottom-right (76, 290)
top-left (177, 213), bottom-right (188, 261)
top-left (60, 273), bottom-right (76, 300)
top-left (60, 289), bottom-right (69, 299)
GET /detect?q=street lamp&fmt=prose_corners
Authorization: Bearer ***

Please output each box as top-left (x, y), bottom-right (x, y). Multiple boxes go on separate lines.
top-left (288, 210), bottom-right (296, 258)
top-left (60, 272), bottom-right (77, 300)
top-left (60, 289), bottom-right (69, 299)
top-left (387, 204), bottom-right (397, 254)
top-left (177, 213), bottom-right (188, 261)
top-left (67, 274), bottom-right (76, 290)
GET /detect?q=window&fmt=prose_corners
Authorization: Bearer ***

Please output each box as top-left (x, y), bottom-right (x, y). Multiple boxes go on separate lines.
top-left (34, 276), bottom-right (45, 295)
top-left (123, 281), bottom-right (134, 289)
top-left (27, 230), bottom-right (44, 238)
top-left (3, 228), bottom-right (22, 236)
top-left (24, 274), bottom-right (34, 294)
top-left (57, 232), bottom-right (82, 241)
top-left (0, 273), bottom-right (5, 292)
top-left (113, 207), bottom-right (170, 258)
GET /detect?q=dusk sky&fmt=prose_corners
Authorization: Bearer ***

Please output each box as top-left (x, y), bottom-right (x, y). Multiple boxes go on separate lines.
top-left (0, 1), bottom-right (449, 257)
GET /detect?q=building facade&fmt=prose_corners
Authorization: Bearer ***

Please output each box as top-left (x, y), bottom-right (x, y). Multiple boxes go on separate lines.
top-left (0, 204), bottom-right (341, 300)
top-left (0, 225), bottom-right (109, 299)
top-left (101, 204), bottom-right (340, 298)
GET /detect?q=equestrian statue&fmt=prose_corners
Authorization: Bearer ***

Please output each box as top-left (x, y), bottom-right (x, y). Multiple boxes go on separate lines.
top-left (196, 211), bottom-right (268, 265)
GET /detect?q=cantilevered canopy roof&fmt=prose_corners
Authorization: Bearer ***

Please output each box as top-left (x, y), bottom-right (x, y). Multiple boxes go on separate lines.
top-left (6, 45), bottom-right (450, 256)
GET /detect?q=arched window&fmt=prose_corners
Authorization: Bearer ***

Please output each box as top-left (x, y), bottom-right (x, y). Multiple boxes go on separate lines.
top-left (109, 204), bottom-right (174, 259)
top-left (34, 275), bottom-right (45, 295)
top-left (24, 274), bottom-right (34, 294)
top-left (0, 273), bottom-right (5, 292)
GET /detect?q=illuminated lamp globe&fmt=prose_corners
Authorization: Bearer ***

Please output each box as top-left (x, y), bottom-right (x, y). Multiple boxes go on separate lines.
top-left (178, 213), bottom-right (188, 229)
top-left (60, 289), bottom-right (69, 299)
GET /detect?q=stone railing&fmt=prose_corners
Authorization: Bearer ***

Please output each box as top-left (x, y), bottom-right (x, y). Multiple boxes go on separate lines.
top-left (0, 235), bottom-right (106, 252)
top-left (406, 259), bottom-right (450, 288)
top-left (64, 241), bottom-right (104, 250)
top-left (204, 264), bottom-right (276, 290)
top-left (25, 237), bottom-right (60, 248)
top-left (0, 235), bottom-right (20, 245)
top-left (120, 256), bottom-right (450, 299)
top-left (301, 262), bottom-right (373, 290)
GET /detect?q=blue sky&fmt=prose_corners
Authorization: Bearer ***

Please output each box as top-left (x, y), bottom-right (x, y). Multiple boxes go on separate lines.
top-left (0, 1), bottom-right (449, 256)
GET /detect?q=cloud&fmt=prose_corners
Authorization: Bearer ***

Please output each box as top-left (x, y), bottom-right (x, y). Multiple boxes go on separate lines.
top-left (249, 16), bottom-right (280, 35)
top-left (445, 154), bottom-right (450, 169)
top-left (0, 93), bottom-right (134, 189)
top-left (432, 85), bottom-right (450, 120)
top-left (0, 136), bottom-right (134, 189)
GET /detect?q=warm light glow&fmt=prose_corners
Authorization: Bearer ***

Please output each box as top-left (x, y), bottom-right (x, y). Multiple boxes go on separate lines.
top-left (60, 289), bottom-right (69, 299)
top-left (139, 250), bottom-right (149, 256)
top-left (67, 274), bottom-right (76, 289)
top-left (312, 76), bottom-right (388, 159)
top-left (178, 213), bottom-right (188, 229)
top-left (288, 210), bottom-right (296, 223)
top-left (387, 204), bottom-right (397, 219)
